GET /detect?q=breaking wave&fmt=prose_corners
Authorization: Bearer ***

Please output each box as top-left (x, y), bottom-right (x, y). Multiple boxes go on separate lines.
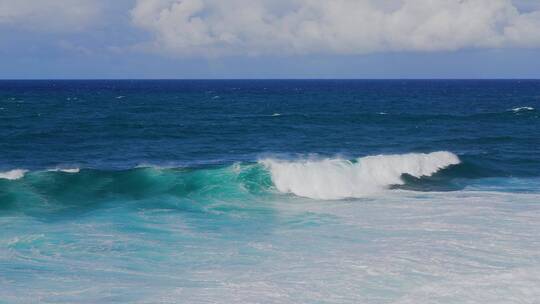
top-left (0, 169), bottom-right (28, 180)
top-left (0, 152), bottom-right (468, 210)
top-left (261, 151), bottom-right (460, 199)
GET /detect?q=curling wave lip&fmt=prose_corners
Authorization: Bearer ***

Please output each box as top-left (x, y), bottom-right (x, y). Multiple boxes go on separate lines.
top-left (261, 151), bottom-right (460, 200)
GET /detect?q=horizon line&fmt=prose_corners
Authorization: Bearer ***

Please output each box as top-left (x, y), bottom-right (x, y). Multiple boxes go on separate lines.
top-left (1, 78), bottom-right (540, 81)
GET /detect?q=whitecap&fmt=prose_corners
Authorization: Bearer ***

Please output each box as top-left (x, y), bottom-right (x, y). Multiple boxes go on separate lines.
top-left (511, 106), bottom-right (535, 112)
top-left (260, 151), bottom-right (460, 200)
top-left (47, 168), bottom-right (80, 173)
top-left (0, 169), bottom-right (28, 180)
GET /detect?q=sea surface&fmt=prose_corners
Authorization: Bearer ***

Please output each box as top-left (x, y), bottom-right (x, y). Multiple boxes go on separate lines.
top-left (1, 80), bottom-right (539, 303)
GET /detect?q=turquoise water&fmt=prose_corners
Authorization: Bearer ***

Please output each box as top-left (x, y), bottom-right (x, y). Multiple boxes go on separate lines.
top-left (1, 80), bottom-right (539, 303)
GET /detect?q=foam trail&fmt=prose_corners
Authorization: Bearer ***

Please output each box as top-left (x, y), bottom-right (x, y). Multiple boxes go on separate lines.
top-left (47, 168), bottom-right (80, 173)
top-left (0, 169), bottom-right (28, 180)
top-left (511, 106), bottom-right (535, 112)
top-left (261, 151), bottom-right (460, 199)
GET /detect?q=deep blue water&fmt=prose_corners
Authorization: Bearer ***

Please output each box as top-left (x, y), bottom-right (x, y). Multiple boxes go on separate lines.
top-left (1, 80), bottom-right (540, 303)
top-left (1, 80), bottom-right (539, 172)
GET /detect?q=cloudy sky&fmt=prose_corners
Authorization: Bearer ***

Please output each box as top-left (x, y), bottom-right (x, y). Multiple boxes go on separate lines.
top-left (1, 0), bottom-right (540, 78)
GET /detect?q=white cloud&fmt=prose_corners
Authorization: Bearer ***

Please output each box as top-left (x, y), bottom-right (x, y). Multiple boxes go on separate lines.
top-left (130, 0), bottom-right (540, 56)
top-left (0, 0), bottom-right (102, 32)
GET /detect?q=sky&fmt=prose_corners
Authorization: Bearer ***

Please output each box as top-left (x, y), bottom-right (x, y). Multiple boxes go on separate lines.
top-left (1, 0), bottom-right (540, 79)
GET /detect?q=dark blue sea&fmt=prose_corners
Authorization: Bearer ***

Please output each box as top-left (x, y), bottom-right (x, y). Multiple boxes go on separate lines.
top-left (1, 80), bottom-right (539, 303)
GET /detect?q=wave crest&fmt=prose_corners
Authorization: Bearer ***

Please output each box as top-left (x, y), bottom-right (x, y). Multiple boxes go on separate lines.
top-left (0, 169), bottom-right (28, 180)
top-left (511, 106), bottom-right (535, 113)
top-left (261, 151), bottom-right (460, 199)
top-left (47, 168), bottom-right (80, 173)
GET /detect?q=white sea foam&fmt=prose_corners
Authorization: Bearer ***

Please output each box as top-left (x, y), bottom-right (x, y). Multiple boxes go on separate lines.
top-left (261, 151), bottom-right (460, 199)
top-left (0, 169), bottom-right (28, 180)
top-left (47, 168), bottom-right (80, 173)
top-left (511, 106), bottom-right (535, 112)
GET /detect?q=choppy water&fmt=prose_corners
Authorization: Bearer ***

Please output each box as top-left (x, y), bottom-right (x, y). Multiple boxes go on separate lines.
top-left (1, 80), bottom-right (539, 303)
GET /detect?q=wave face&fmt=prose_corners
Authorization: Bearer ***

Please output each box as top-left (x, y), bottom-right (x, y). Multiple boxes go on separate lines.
top-left (0, 152), bottom-right (465, 214)
top-left (261, 151), bottom-right (460, 199)
top-left (0, 165), bottom-right (274, 216)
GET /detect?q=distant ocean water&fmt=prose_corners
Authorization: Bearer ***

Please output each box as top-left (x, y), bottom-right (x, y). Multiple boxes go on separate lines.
top-left (1, 80), bottom-right (539, 303)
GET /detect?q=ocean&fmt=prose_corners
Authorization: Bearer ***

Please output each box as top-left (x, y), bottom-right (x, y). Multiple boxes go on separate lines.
top-left (1, 80), bottom-right (539, 303)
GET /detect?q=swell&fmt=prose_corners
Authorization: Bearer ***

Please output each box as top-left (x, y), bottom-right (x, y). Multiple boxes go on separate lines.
top-left (273, 107), bottom-right (539, 122)
top-left (0, 151), bottom-right (531, 209)
top-left (0, 164), bottom-right (272, 215)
